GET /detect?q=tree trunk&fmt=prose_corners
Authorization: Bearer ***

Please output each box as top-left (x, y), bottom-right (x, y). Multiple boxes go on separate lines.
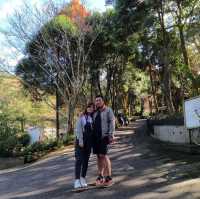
top-left (149, 64), bottom-right (159, 113)
top-left (122, 94), bottom-right (129, 115)
top-left (111, 73), bottom-right (117, 114)
top-left (105, 66), bottom-right (112, 104)
top-left (90, 63), bottom-right (102, 98)
top-left (67, 99), bottom-right (76, 134)
top-left (157, 0), bottom-right (175, 113)
top-left (162, 67), bottom-right (174, 113)
top-left (90, 82), bottom-right (93, 102)
top-left (56, 84), bottom-right (60, 139)
top-left (176, 0), bottom-right (189, 67)
top-left (95, 69), bottom-right (102, 96)
top-left (140, 97), bottom-right (144, 116)
top-left (178, 25), bottom-right (189, 66)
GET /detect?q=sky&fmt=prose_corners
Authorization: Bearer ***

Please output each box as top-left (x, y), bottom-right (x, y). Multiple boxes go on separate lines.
top-left (0, 0), bottom-right (106, 71)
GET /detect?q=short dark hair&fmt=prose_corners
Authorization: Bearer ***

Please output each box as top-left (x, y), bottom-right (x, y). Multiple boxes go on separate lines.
top-left (95, 95), bottom-right (105, 101)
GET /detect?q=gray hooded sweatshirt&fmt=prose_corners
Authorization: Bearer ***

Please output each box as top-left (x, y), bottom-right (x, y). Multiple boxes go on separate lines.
top-left (93, 106), bottom-right (115, 138)
top-left (75, 115), bottom-right (93, 145)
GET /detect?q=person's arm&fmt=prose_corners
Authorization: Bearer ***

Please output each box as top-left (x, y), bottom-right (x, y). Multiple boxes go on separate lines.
top-left (75, 117), bottom-right (84, 147)
top-left (108, 108), bottom-right (115, 136)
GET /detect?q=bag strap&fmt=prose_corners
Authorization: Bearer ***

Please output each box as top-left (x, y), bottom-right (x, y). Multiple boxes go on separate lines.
top-left (85, 115), bottom-right (88, 122)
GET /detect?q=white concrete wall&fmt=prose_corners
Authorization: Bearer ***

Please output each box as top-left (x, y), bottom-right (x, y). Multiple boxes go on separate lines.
top-left (190, 128), bottom-right (200, 145)
top-left (27, 127), bottom-right (57, 144)
top-left (152, 126), bottom-right (190, 144)
top-left (43, 128), bottom-right (57, 140)
top-left (27, 127), bottom-right (42, 144)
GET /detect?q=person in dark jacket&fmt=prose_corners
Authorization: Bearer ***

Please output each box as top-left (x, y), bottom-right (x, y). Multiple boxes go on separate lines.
top-left (93, 95), bottom-right (115, 187)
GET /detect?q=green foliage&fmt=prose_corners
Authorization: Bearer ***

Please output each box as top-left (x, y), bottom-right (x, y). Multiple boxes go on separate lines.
top-left (23, 134), bottom-right (74, 163)
top-left (113, 0), bottom-right (200, 114)
top-left (0, 112), bottom-right (31, 157)
top-left (123, 63), bottom-right (150, 96)
top-left (0, 133), bottom-right (31, 157)
top-left (0, 136), bottom-right (18, 157)
top-left (0, 75), bottom-right (55, 127)
top-left (63, 133), bottom-right (74, 145)
top-left (0, 113), bottom-right (19, 141)
top-left (0, 111), bottom-right (21, 157)
top-left (18, 133), bottom-right (31, 147)
top-left (53, 14), bottom-right (77, 34)
top-left (23, 140), bottom-right (57, 163)
top-left (0, 75), bottom-right (56, 157)
top-left (12, 0), bottom-right (200, 127)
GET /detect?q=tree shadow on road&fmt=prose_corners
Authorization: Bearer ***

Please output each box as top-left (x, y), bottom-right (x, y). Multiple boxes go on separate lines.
top-left (3, 122), bottom-right (200, 199)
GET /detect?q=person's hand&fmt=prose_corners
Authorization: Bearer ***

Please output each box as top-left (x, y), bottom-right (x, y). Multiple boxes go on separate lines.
top-left (109, 135), bottom-right (115, 144)
top-left (103, 135), bottom-right (115, 144)
top-left (79, 143), bottom-right (84, 148)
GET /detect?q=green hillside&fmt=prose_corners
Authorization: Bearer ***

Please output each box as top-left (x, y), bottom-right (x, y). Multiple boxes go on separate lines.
top-left (0, 74), bottom-right (56, 128)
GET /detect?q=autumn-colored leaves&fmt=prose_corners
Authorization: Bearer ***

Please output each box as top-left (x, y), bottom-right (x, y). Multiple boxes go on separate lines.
top-left (59, 0), bottom-right (91, 32)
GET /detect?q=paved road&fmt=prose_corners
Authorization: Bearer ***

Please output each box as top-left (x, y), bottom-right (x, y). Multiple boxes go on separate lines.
top-left (1, 121), bottom-right (200, 199)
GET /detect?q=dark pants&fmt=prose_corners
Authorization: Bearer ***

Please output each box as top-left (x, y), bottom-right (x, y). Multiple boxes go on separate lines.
top-left (75, 140), bottom-right (91, 179)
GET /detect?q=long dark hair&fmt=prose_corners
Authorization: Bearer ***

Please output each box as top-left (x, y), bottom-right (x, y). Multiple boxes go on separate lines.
top-left (83, 102), bottom-right (95, 115)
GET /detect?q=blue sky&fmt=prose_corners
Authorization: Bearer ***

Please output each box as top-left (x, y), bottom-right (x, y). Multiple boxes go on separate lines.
top-left (0, 0), bottom-right (106, 70)
top-left (0, 0), bottom-right (106, 33)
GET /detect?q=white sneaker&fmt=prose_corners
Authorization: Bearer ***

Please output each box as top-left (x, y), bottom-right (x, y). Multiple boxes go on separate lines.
top-left (74, 179), bottom-right (82, 189)
top-left (80, 177), bottom-right (87, 187)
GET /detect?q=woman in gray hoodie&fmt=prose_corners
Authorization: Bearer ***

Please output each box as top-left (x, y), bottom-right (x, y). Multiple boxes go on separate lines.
top-left (74, 103), bottom-right (94, 189)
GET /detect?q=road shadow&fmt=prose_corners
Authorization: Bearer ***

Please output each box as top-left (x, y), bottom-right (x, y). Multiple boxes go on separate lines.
top-left (1, 122), bottom-right (200, 199)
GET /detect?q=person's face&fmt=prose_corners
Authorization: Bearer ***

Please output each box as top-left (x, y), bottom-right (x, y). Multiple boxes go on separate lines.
top-left (87, 105), bottom-right (94, 114)
top-left (95, 97), bottom-right (104, 109)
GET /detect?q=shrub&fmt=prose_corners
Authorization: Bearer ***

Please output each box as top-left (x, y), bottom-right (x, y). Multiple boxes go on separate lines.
top-left (23, 139), bottom-right (59, 163)
top-left (63, 133), bottom-right (74, 145)
top-left (46, 140), bottom-right (58, 150)
top-left (18, 133), bottom-right (30, 147)
top-left (0, 135), bottom-right (18, 157)
top-left (30, 142), bottom-right (44, 152)
top-left (0, 114), bottom-right (19, 141)
top-left (23, 145), bottom-right (32, 155)
top-left (23, 133), bottom-right (74, 163)
top-left (0, 113), bottom-right (27, 157)
top-left (24, 153), bottom-right (34, 163)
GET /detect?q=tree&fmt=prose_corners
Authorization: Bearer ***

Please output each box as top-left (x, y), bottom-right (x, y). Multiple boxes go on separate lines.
top-left (115, 0), bottom-right (196, 113)
top-left (3, 0), bottom-right (99, 134)
top-left (88, 10), bottom-right (131, 113)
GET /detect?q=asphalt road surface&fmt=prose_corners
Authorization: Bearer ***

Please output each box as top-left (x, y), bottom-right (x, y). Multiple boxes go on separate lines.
top-left (1, 121), bottom-right (200, 199)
